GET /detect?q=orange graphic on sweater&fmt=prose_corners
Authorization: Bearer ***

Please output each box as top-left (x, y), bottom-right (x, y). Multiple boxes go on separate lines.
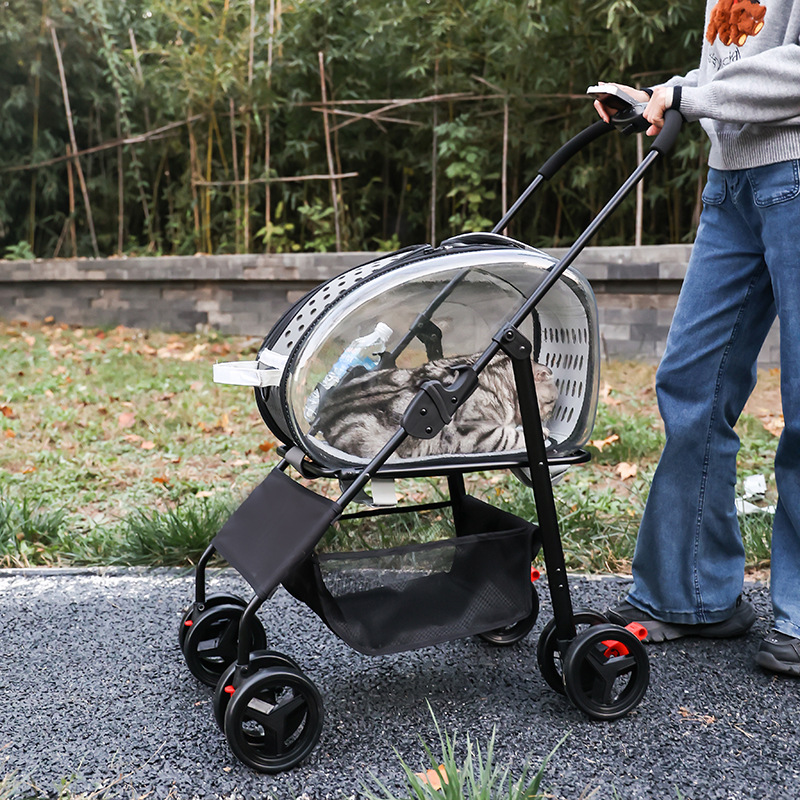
top-left (707, 0), bottom-right (767, 46)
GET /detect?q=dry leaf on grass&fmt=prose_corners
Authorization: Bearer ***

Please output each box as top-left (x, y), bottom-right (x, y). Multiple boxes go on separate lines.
top-left (415, 765), bottom-right (448, 791)
top-left (616, 462), bottom-right (638, 480)
top-left (590, 433), bottom-right (619, 451)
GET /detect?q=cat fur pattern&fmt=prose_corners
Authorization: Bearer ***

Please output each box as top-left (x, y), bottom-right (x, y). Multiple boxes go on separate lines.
top-left (313, 352), bottom-right (558, 460)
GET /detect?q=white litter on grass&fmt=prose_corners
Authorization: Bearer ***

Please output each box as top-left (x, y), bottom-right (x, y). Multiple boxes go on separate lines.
top-left (735, 498), bottom-right (777, 516)
top-left (736, 474), bottom-right (775, 515)
top-left (743, 474), bottom-right (767, 500)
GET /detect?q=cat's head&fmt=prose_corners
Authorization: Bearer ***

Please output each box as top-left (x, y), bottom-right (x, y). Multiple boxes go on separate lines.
top-left (533, 362), bottom-right (558, 420)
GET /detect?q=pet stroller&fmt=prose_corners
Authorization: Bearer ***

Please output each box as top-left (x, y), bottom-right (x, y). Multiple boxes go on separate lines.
top-left (179, 107), bottom-right (683, 773)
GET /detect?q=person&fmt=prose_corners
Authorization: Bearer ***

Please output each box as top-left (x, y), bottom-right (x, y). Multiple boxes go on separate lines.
top-left (592, 0), bottom-right (800, 675)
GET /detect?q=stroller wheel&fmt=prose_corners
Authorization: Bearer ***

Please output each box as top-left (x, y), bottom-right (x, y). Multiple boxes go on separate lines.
top-left (182, 603), bottom-right (267, 688)
top-left (213, 650), bottom-right (302, 730)
top-left (536, 609), bottom-right (607, 694)
top-left (561, 623), bottom-right (649, 721)
top-left (478, 584), bottom-right (539, 646)
top-left (179, 593), bottom-right (246, 649)
top-left (224, 666), bottom-right (324, 773)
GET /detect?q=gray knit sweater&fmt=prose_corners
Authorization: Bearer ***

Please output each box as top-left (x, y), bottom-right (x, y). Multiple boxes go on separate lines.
top-left (665, 0), bottom-right (800, 169)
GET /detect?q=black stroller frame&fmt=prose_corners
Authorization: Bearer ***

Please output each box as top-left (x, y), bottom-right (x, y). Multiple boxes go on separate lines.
top-left (179, 108), bottom-right (683, 773)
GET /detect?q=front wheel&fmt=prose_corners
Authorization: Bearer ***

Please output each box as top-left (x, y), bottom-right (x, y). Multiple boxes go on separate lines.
top-left (224, 666), bottom-right (324, 773)
top-left (561, 623), bottom-right (650, 720)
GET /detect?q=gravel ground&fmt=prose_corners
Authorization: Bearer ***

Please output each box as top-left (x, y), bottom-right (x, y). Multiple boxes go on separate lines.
top-left (0, 567), bottom-right (797, 800)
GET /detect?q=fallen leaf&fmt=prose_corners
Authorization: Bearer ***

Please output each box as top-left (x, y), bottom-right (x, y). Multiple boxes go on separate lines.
top-left (0, 405), bottom-right (15, 418)
top-left (118, 412), bottom-right (136, 428)
top-left (760, 414), bottom-right (785, 437)
top-left (616, 462), bottom-right (638, 480)
top-left (140, 440), bottom-right (156, 450)
top-left (4, 429), bottom-right (16, 438)
top-left (590, 433), bottom-right (619, 452)
top-left (258, 441), bottom-right (276, 452)
top-left (152, 476), bottom-right (170, 485)
top-left (415, 765), bottom-right (448, 791)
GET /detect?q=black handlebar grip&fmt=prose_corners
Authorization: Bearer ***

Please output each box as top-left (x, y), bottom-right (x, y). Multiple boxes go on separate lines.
top-left (538, 119), bottom-right (613, 180)
top-left (650, 109), bottom-right (683, 156)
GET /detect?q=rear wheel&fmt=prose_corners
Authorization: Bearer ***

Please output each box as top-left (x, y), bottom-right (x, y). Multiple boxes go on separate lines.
top-left (182, 603), bottom-right (266, 687)
top-left (536, 609), bottom-right (607, 694)
top-left (478, 584), bottom-right (539, 646)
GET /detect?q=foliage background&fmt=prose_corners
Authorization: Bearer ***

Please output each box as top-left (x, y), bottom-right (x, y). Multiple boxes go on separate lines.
top-left (1, 0), bottom-right (706, 259)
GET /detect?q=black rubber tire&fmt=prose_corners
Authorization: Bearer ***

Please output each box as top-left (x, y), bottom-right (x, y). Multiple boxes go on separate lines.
top-left (224, 666), bottom-right (324, 773)
top-left (213, 651), bottom-right (301, 731)
top-left (182, 603), bottom-right (266, 688)
top-left (561, 623), bottom-right (650, 720)
top-left (536, 609), bottom-right (607, 694)
top-left (179, 593), bottom-right (247, 649)
top-left (478, 584), bottom-right (540, 646)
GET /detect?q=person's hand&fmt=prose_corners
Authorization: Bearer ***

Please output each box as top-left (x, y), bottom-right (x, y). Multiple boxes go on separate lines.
top-left (641, 86), bottom-right (674, 136)
top-left (593, 82), bottom-right (674, 136)
top-left (592, 83), bottom-right (651, 122)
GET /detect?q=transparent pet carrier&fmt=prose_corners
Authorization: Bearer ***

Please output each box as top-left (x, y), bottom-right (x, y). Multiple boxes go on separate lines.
top-left (264, 239), bottom-right (600, 469)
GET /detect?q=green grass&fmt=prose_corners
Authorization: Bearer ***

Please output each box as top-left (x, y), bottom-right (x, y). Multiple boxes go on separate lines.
top-left (364, 708), bottom-right (565, 800)
top-left (0, 320), bottom-right (783, 573)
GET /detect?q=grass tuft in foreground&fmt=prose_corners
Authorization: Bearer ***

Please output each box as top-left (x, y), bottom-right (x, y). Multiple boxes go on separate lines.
top-left (364, 708), bottom-right (566, 800)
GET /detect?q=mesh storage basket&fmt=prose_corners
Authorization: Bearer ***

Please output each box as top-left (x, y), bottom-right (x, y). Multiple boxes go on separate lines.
top-left (283, 495), bottom-right (538, 655)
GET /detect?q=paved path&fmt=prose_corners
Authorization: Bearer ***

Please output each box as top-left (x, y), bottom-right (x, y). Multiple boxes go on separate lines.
top-left (0, 568), bottom-right (797, 800)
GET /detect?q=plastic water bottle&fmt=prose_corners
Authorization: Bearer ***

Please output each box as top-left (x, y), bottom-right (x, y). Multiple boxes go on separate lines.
top-left (303, 322), bottom-right (393, 421)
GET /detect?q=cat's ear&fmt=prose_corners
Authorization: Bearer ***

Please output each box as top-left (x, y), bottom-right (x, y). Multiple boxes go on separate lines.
top-left (533, 362), bottom-right (553, 381)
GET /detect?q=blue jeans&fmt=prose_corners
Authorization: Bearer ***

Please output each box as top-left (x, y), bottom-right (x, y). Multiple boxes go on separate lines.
top-left (628, 158), bottom-right (800, 638)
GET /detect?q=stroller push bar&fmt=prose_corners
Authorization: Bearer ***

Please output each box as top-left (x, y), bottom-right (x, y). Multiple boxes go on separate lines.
top-left (178, 107), bottom-right (683, 774)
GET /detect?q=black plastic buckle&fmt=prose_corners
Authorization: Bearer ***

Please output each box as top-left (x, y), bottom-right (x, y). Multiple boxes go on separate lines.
top-left (401, 366), bottom-right (479, 440)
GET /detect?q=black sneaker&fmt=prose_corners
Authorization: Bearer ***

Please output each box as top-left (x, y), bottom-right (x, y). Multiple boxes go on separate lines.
top-left (756, 630), bottom-right (800, 676)
top-left (606, 595), bottom-right (757, 643)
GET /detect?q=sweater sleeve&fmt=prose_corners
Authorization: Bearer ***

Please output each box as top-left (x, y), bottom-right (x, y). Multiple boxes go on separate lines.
top-left (677, 45), bottom-right (800, 124)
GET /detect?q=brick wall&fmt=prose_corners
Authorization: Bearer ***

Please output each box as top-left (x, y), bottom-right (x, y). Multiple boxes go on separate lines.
top-left (0, 245), bottom-right (781, 365)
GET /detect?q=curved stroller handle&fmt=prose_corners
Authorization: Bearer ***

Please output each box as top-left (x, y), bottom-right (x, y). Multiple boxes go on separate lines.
top-left (492, 119), bottom-right (613, 233)
top-left (538, 119), bottom-right (613, 180)
top-left (650, 108), bottom-right (683, 156)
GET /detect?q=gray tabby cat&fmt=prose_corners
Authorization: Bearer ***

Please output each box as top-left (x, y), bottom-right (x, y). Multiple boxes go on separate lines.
top-left (313, 352), bottom-right (558, 459)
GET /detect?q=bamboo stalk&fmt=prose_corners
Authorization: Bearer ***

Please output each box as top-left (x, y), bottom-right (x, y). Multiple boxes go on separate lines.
top-left (318, 51), bottom-right (341, 251)
top-left (205, 116), bottom-right (214, 253)
top-left (229, 98), bottom-right (241, 252)
top-left (243, 0), bottom-right (256, 252)
top-left (116, 109), bottom-right (124, 254)
top-left (188, 123), bottom-right (202, 251)
top-left (2, 115), bottom-right (204, 174)
top-left (430, 59), bottom-right (439, 246)
top-left (264, 0), bottom-right (276, 253)
top-left (48, 18), bottom-right (99, 257)
top-left (192, 172), bottom-right (358, 187)
top-left (501, 97), bottom-right (509, 224)
top-left (66, 144), bottom-right (77, 256)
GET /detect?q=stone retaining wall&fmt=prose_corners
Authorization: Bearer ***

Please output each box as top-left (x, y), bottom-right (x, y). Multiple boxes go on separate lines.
top-left (0, 245), bottom-right (781, 365)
